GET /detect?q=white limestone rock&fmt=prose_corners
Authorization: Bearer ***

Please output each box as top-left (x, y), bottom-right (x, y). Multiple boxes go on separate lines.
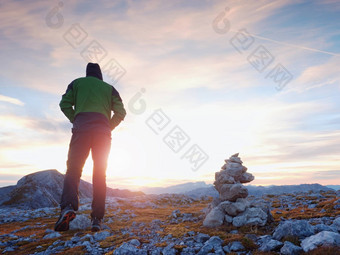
top-left (203, 206), bottom-right (225, 227)
top-left (232, 207), bottom-right (267, 227)
top-left (301, 231), bottom-right (340, 252)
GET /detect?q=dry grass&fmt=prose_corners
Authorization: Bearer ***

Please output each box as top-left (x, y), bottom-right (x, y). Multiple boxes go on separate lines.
top-left (270, 192), bottom-right (340, 221)
top-left (307, 246), bottom-right (340, 255)
top-left (281, 235), bottom-right (300, 246)
top-left (241, 237), bottom-right (258, 250)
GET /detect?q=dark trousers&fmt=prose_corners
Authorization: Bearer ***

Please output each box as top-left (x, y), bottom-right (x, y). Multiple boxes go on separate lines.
top-left (60, 131), bottom-right (111, 219)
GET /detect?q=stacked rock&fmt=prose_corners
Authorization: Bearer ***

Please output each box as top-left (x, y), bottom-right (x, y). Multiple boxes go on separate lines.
top-left (214, 153), bottom-right (254, 202)
top-left (203, 153), bottom-right (273, 228)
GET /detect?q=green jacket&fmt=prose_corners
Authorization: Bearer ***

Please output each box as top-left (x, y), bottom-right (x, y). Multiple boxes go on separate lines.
top-left (60, 63), bottom-right (126, 132)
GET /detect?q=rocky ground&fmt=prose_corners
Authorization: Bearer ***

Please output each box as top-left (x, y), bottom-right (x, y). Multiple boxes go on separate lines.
top-left (0, 191), bottom-right (339, 255)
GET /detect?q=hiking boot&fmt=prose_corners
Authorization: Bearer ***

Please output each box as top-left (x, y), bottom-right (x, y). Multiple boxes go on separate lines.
top-left (91, 217), bottom-right (101, 232)
top-left (54, 204), bottom-right (76, 231)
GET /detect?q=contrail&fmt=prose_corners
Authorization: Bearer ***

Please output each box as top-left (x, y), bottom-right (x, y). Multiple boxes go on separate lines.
top-left (231, 30), bottom-right (340, 57)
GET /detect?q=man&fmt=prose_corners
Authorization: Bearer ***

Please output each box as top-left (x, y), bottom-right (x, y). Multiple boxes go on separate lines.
top-left (55, 63), bottom-right (126, 232)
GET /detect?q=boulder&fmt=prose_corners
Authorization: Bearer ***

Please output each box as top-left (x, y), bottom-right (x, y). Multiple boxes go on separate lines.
top-left (203, 206), bottom-right (224, 227)
top-left (225, 161), bottom-right (244, 171)
top-left (273, 220), bottom-right (314, 240)
top-left (257, 235), bottom-right (272, 246)
top-left (0, 169), bottom-right (144, 209)
top-left (301, 231), bottom-right (340, 252)
top-left (331, 217), bottom-right (340, 232)
top-left (313, 223), bottom-right (336, 233)
top-left (162, 244), bottom-right (176, 255)
top-left (259, 239), bottom-right (283, 252)
top-left (229, 241), bottom-right (245, 251)
top-left (232, 207), bottom-right (267, 227)
top-left (280, 241), bottom-right (303, 255)
top-left (203, 197), bottom-right (220, 215)
top-left (196, 233), bottom-right (210, 243)
top-left (43, 232), bottom-right (62, 239)
top-left (214, 171), bottom-right (235, 185)
top-left (239, 172), bottom-right (254, 183)
top-left (224, 214), bottom-right (233, 223)
top-left (229, 154), bottom-right (243, 164)
top-left (205, 236), bottom-right (223, 247)
top-left (219, 183), bottom-right (248, 202)
top-left (69, 214), bottom-right (91, 230)
top-left (223, 201), bottom-right (248, 216)
top-left (198, 236), bottom-right (224, 255)
top-left (225, 167), bottom-right (246, 179)
top-left (113, 241), bottom-right (147, 255)
top-left (251, 198), bottom-right (274, 222)
top-left (93, 231), bottom-right (111, 241)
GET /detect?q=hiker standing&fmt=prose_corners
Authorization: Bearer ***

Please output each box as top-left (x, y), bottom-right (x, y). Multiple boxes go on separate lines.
top-left (55, 63), bottom-right (126, 232)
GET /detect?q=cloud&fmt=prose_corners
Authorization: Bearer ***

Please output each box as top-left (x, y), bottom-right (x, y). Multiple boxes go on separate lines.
top-left (250, 169), bottom-right (340, 186)
top-left (0, 173), bottom-right (24, 184)
top-left (174, 97), bottom-right (340, 185)
top-left (315, 0), bottom-right (340, 12)
top-left (0, 161), bottom-right (31, 170)
top-left (0, 94), bottom-right (24, 106)
top-left (1, 0), bottom-right (336, 97)
top-left (0, 114), bottom-right (70, 150)
top-left (239, 30), bottom-right (340, 57)
top-left (294, 57), bottom-right (340, 92)
top-left (311, 170), bottom-right (340, 180)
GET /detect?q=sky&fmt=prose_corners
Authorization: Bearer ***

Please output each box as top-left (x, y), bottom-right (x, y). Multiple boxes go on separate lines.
top-left (0, 0), bottom-right (339, 190)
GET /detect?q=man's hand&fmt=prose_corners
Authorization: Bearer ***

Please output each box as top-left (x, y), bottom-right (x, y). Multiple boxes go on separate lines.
top-left (110, 116), bottom-right (123, 131)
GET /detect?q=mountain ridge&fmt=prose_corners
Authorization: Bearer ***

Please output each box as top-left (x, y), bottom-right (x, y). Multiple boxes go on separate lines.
top-left (139, 181), bottom-right (209, 194)
top-left (0, 169), bottom-right (144, 209)
top-left (137, 181), bottom-right (335, 197)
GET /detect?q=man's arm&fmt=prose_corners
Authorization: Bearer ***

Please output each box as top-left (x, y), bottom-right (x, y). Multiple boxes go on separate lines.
top-left (110, 86), bottom-right (126, 130)
top-left (59, 82), bottom-right (75, 123)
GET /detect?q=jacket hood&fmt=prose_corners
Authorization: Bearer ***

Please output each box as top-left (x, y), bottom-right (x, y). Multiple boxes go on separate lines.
top-left (86, 63), bottom-right (103, 80)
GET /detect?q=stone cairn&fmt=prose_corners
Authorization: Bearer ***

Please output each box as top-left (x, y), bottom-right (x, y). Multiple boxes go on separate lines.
top-left (203, 153), bottom-right (273, 228)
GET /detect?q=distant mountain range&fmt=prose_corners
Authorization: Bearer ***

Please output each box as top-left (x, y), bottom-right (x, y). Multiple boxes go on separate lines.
top-left (139, 181), bottom-right (209, 194)
top-left (327, 185), bottom-right (340, 191)
top-left (0, 169), bottom-right (144, 209)
top-left (139, 181), bottom-right (337, 198)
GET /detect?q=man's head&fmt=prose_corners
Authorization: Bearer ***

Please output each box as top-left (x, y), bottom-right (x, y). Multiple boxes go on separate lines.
top-left (86, 63), bottom-right (103, 80)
